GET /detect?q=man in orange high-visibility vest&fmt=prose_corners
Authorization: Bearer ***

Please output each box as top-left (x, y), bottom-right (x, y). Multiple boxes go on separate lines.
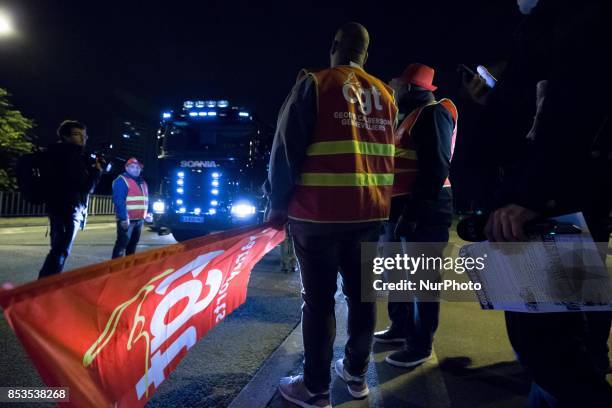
top-left (265, 22), bottom-right (397, 406)
top-left (374, 64), bottom-right (458, 369)
top-left (111, 157), bottom-right (148, 259)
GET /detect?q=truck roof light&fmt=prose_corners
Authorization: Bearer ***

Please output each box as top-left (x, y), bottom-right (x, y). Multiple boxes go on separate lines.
top-left (184, 101), bottom-right (194, 108)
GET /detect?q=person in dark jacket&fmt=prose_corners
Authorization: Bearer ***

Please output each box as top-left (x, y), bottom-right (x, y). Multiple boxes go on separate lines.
top-left (266, 22), bottom-right (397, 406)
top-left (111, 157), bottom-right (148, 259)
top-left (38, 120), bottom-right (102, 279)
top-left (458, 0), bottom-right (611, 406)
top-left (373, 64), bottom-right (458, 368)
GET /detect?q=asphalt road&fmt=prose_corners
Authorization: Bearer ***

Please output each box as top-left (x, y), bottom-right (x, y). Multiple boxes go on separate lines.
top-left (0, 223), bottom-right (302, 407)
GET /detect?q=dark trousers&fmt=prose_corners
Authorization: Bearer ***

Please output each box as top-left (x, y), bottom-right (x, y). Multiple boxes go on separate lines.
top-left (384, 222), bottom-right (449, 355)
top-left (292, 226), bottom-right (380, 394)
top-left (112, 219), bottom-right (143, 259)
top-left (505, 215), bottom-right (612, 407)
top-left (506, 311), bottom-right (612, 407)
top-left (39, 215), bottom-right (81, 279)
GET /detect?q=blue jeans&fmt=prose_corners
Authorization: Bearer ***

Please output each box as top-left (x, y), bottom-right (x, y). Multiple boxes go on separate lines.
top-left (381, 222), bottom-right (450, 355)
top-left (112, 219), bottom-right (144, 259)
top-left (38, 215), bottom-right (82, 279)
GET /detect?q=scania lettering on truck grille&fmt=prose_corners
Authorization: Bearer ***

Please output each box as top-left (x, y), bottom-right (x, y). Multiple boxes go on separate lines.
top-left (180, 160), bottom-right (218, 168)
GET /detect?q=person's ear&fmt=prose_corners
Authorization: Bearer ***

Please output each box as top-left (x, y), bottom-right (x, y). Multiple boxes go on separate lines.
top-left (362, 51), bottom-right (368, 66)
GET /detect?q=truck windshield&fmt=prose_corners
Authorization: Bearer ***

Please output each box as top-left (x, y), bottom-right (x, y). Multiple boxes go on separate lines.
top-left (164, 121), bottom-right (256, 155)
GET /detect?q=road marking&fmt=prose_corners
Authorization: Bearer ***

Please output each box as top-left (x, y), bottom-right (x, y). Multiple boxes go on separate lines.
top-left (0, 223), bottom-right (115, 234)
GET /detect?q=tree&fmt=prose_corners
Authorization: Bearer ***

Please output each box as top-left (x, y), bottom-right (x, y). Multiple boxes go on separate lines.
top-left (0, 88), bottom-right (35, 190)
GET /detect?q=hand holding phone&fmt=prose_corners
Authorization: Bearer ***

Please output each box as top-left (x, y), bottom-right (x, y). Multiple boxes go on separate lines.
top-left (459, 64), bottom-right (492, 105)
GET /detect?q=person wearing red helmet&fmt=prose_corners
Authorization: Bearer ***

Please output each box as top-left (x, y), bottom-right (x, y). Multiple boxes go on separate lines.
top-left (111, 157), bottom-right (148, 258)
top-left (374, 63), bottom-right (458, 368)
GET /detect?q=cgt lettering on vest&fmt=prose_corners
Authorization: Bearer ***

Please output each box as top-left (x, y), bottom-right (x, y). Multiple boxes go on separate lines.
top-left (133, 235), bottom-right (259, 400)
top-left (342, 72), bottom-right (384, 116)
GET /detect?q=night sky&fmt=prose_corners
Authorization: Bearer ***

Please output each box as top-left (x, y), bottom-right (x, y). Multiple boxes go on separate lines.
top-left (0, 0), bottom-right (521, 146)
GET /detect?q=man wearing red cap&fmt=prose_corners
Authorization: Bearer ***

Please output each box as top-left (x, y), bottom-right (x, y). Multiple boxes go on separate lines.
top-left (374, 63), bottom-right (458, 368)
top-left (111, 157), bottom-right (148, 258)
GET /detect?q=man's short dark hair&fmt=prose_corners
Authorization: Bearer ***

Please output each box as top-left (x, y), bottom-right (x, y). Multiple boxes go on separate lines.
top-left (57, 120), bottom-right (86, 140)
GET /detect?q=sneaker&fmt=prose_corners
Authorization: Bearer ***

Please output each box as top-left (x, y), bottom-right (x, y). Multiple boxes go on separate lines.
top-left (385, 349), bottom-right (432, 368)
top-left (373, 327), bottom-right (406, 344)
top-left (334, 359), bottom-right (369, 399)
top-left (278, 375), bottom-right (331, 408)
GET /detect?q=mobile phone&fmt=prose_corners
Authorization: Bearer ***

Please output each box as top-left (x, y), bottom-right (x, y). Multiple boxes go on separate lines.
top-left (457, 64), bottom-right (476, 78)
top-left (476, 65), bottom-right (497, 88)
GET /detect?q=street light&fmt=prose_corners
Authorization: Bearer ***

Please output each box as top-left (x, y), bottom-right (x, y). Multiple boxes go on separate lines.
top-left (0, 10), bottom-right (14, 36)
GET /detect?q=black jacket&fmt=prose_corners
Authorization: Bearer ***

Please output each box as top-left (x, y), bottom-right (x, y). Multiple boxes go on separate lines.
top-left (454, 0), bottom-right (611, 238)
top-left (44, 143), bottom-right (101, 219)
top-left (390, 90), bottom-right (455, 226)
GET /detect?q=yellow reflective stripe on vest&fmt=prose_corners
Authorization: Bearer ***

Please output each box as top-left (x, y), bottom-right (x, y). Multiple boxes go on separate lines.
top-left (126, 205), bottom-right (148, 210)
top-left (126, 196), bottom-right (147, 201)
top-left (395, 148), bottom-right (418, 160)
top-left (298, 172), bottom-right (394, 187)
top-left (306, 140), bottom-right (395, 157)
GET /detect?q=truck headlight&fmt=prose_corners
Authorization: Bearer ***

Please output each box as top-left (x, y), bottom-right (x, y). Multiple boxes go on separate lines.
top-left (231, 202), bottom-right (256, 218)
top-left (153, 201), bottom-right (165, 214)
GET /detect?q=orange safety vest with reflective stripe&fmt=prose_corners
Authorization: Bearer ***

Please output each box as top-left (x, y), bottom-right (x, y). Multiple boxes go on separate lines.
top-left (119, 175), bottom-right (149, 220)
top-left (392, 98), bottom-right (458, 197)
top-left (288, 66), bottom-right (398, 223)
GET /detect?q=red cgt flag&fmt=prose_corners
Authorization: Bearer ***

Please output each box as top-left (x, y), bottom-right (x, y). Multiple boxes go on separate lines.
top-left (0, 223), bottom-right (285, 407)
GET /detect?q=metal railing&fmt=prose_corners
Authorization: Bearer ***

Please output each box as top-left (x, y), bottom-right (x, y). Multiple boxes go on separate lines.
top-left (0, 191), bottom-right (114, 217)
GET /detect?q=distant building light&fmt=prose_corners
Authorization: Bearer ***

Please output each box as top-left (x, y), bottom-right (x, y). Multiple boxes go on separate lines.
top-left (184, 101), bottom-right (194, 108)
top-left (162, 112), bottom-right (172, 119)
top-left (178, 171), bottom-right (185, 178)
top-left (239, 112), bottom-right (249, 117)
top-left (211, 189), bottom-right (219, 195)
top-left (207, 111), bottom-right (217, 116)
top-left (210, 200), bottom-right (218, 206)
top-left (176, 199), bottom-right (183, 205)
top-left (109, 144), bottom-right (113, 149)
top-left (212, 172), bottom-right (220, 178)
top-left (208, 208), bottom-right (217, 215)
top-left (195, 101), bottom-right (205, 108)
top-left (194, 207), bottom-right (202, 215)
top-left (198, 111), bottom-right (207, 117)
top-left (205, 100), bottom-right (216, 108)
top-left (189, 112), bottom-right (198, 117)
top-left (123, 133), bottom-right (130, 139)
top-left (217, 100), bottom-right (229, 107)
